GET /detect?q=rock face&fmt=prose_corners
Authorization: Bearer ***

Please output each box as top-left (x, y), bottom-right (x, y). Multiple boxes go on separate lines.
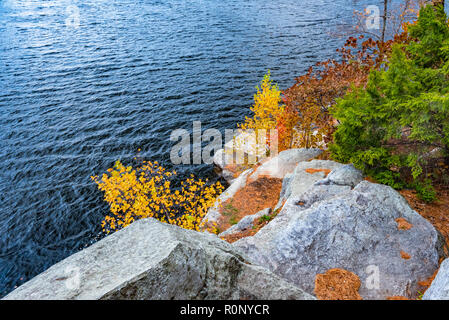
top-left (206, 148), bottom-right (323, 228)
top-left (279, 160), bottom-right (344, 201)
top-left (249, 148), bottom-right (323, 182)
top-left (234, 161), bottom-right (441, 300)
top-left (315, 163), bottom-right (364, 188)
top-left (423, 258), bottom-right (449, 300)
top-left (213, 132), bottom-right (267, 183)
top-left (274, 159), bottom-right (346, 211)
top-left (3, 218), bottom-right (314, 300)
top-left (214, 143), bottom-right (322, 184)
top-left (218, 208), bottom-right (271, 237)
top-left (213, 149), bottom-right (236, 182)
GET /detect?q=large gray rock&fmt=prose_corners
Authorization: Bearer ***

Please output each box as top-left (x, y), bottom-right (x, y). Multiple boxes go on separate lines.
top-left (234, 181), bottom-right (441, 300)
top-left (284, 160), bottom-right (343, 197)
top-left (423, 258), bottom-right (449, 300)
top-left (213, 149), bottom-right (236, 182)
top-left (315, 163), bottom-right (364, 188)
top-left (3, 218), bottom-right (314, 300)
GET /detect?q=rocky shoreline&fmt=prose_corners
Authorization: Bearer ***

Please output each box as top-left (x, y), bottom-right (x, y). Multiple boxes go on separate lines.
top-left (4, 145), bottom-right (449, 300)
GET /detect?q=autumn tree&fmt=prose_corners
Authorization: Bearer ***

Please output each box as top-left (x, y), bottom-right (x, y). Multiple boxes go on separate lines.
top-left (238, 71), bottom-right (285, 133)
top-left (330, 4), bottom-right (449, 201)
top-left (237, 71), bottom-right (284, 154)
top-left (92, 160), bottom-right (224, 233)
top-left (278, 28), bottom-right (411, 151)
top-left (352, 0), bottom-right (423, 43)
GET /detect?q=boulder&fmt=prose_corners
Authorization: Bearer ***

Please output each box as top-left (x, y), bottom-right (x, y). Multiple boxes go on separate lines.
top-left (213, 149), bottom-right (235, 182)
top-left (282, 160), bottom-right (343, 199)
top-left (314, 163), bottom-right (364, 188)
top-left (3, 218), bottom-right (314, 300)
top-left (423, 258), bottom-right (449, 300)
top-left (234, 180), bottom-right (441, 300)
top-left (274, 159), bottom-right (345, 211)
top-left (218, 208), bottom-right (271, 237)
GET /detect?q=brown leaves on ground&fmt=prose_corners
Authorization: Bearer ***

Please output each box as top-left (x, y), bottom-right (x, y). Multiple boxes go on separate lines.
top-left (399, 186), bottom-right (449, 297)
top-left (314, 268), bottom-right (363, 300)
top-left (418, 267), bottom-right (439, 290)
top-left (217, 177), bottom-right (282, 240)
top-left (220, 229), bottom-right (257, 243)
top-left (415, 257), bottom-right (447, 298)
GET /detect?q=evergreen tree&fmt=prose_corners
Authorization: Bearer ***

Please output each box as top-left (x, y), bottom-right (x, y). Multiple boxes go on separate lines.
top-left (330, 4), bottom-right (449, 201)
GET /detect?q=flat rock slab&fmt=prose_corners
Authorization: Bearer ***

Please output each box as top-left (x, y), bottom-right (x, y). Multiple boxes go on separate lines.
top-left (281, 159), bottom-right (344, 200)
top-left (3, 218), bottom-right (314, 300)
top-left (249, 148), bottom-right (323, 182)
top-left (213, 132), bottom-right (268, 183)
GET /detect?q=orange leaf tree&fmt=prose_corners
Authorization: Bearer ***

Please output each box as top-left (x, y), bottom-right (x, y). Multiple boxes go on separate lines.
top-left (280, 32), bottom-right (411, 151)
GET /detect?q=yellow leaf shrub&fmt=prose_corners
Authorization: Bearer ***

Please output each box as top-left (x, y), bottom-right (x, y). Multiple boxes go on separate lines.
top-left (239, 71), bottom-right (285, 132)
top-left (92, 160), bottom-right (224, 233)
top-left (234, 71), bottom-right (285, 159)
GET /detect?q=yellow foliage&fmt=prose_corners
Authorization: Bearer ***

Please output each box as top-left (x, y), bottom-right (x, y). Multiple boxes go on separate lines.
top-left (92, 160), bottom-right (224, 233)
top-left (233, 71), bottom-right (285, 158)
top-left (238, 71), bottom-right (285, 132)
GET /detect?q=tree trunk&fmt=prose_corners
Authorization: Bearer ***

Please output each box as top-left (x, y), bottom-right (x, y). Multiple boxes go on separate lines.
top-left (381, 0), bottom-right (388, 45)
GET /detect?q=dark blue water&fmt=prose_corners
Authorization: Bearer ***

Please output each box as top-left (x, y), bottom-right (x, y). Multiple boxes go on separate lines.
top-left (0, 0), bottom-right (384, 296)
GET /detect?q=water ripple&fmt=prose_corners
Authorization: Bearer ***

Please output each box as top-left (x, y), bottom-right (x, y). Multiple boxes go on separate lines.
top-left (0, 0), bottom-right (379, 296)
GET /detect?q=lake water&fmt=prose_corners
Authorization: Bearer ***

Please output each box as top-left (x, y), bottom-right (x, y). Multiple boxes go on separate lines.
top-left (0, 0), bottom-right (383, 296)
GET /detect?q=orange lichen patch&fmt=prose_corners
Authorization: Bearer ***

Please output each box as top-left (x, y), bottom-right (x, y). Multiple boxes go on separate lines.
top-left (400, 187), bottom-right (449, 256)
top-left (400, 251), bottom-right (411, 260)
top-left (314, 268), bottom-right (363, 300)
top-left (396, 217), bottom-right (413, 230)
top-left (217, 177), bottom-right (283, 238)
top-left (304, 168), bottom-right (331, 176)
top-left (387, 296), bottom-right (409, 300)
